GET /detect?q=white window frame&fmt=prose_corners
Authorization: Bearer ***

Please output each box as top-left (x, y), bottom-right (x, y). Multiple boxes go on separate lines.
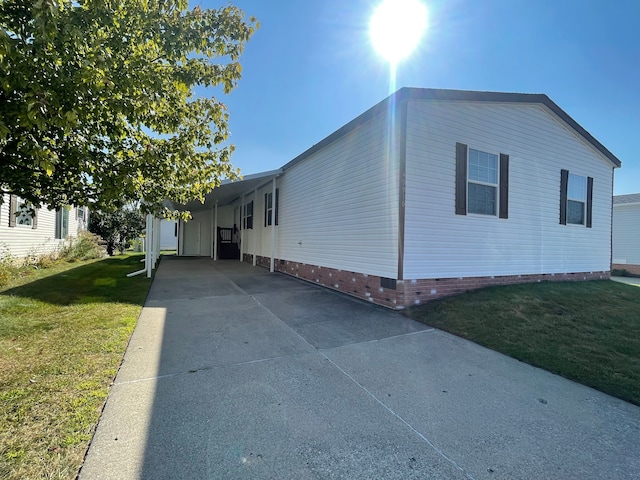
top-left (15, 196), bottom-right (34, 227)
top-left (567, 173), bottom-right (587, 226)
top-left (467, 148), bottom-right (499, 216)
top-left (265, 192), bottom-right (273, 226)
top-left (243, 200), bottom-right (253, 230)
top-left (56, 208), bottom-right (69, 239)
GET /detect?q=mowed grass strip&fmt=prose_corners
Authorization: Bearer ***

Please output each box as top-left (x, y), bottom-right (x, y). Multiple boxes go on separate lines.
top-left (0, 254), bottom-right (153, 480)
top-left (406, 280), bottom-right (640, 406)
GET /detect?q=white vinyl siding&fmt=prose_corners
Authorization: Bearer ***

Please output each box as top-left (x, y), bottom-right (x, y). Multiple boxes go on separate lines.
top-left (246, 182), bottom-right (280, 260)
top-left (404, 101), bottom-right (613, 279)
top-left (0, 194), bottom-right (86, 259)
top-left (275, 111), bottom-right (400, 278)
top-left (613, 203), bottom-right (640, 265)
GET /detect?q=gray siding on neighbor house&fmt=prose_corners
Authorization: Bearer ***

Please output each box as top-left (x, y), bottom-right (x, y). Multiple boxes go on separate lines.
top-left (403, 100), bottom-right (614, 279)
top-left (0, 194), bottom-right (87, 259)
top-left (613, 201), bottom-right (640, 265)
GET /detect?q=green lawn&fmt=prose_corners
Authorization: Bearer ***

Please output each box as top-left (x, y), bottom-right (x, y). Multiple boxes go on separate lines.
top-left (405, 280), bottom-right (640, 406)
top-left (0, 255), bottom-right (153, 480)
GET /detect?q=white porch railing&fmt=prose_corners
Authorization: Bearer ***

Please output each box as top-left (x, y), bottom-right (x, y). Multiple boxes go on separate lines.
top-left (127, 214), bottom-right (161, 278)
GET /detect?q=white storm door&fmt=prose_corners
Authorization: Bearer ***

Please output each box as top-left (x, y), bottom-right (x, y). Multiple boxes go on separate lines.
top-left (183, 221), bottom-right (201, 256)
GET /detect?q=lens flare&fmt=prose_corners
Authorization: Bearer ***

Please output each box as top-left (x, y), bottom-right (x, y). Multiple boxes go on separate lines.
top-left (369, 0), bottom-right (428, 67)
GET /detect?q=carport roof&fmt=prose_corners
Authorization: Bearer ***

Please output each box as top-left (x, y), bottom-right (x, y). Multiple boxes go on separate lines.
top-left (172, 169), bottom-right (282, 212)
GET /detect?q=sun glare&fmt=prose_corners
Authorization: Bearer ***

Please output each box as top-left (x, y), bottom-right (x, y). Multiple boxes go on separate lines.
top-left (369, 0), bottom-right (428, 66)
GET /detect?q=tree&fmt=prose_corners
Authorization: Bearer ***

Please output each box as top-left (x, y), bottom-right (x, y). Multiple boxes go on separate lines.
top-left (89, 206), bottom-right (145, 255)
top-left (0, 0), bottom-right (257, 216)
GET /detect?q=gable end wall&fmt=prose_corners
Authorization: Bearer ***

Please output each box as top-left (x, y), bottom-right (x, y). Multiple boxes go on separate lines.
top-left (403, 100), bottom-right (614, 280)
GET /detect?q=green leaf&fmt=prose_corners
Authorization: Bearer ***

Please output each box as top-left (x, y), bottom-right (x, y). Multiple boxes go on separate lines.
top-left (0, 1), bottom-right (258, 213)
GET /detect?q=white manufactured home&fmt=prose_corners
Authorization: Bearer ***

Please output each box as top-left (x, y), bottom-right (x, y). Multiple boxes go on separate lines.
top-left (612, 193), bottom-right (640, 275)
top-left (159, 219), bottom-right (178, 251)
top-left (170, 88), bottom-right (621, 308)
top-left (0, 193), bottom-right (88, 259)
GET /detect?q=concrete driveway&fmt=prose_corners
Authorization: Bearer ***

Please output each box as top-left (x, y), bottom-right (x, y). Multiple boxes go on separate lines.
top-left (80, 257), bottom-right (640, 479)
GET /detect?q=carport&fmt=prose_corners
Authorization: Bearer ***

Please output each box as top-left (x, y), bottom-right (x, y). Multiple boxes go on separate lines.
top-left (80, 257), bottom-right (640, 479)
top-left (171, 169), bottom-right (281, 271)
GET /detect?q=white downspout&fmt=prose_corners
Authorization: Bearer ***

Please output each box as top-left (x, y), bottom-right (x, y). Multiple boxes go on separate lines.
top-left (154, 217), bottom-right (160, 268)
top-left (270, 177), bottom-right (276, 273)
top-left (210, 204), bottom-right (214, 259)
top-left (240, 194), bottom-right (244, 262)
top-left (253, 187), bottom-right (258, 267)
top-left (213, 202), bottom-right (218, 260)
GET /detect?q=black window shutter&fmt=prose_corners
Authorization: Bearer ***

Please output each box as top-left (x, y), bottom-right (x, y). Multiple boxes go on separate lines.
top-left (8, 194), bottom-right (17, 227)
top-left (559, 169), bottom-right (569, 225)
top-left (586, 176), bottom-right (593, 228)
top-left (455, 143), bottom-right (467, 215)
top-left (264, 193), bottom-right (268, 227)
top-left (499, 153), bottom-right (509, 219)
top-left (32, 208), bottom-right (38, 229)
top-left (275, 188), bottom-right (279, 226)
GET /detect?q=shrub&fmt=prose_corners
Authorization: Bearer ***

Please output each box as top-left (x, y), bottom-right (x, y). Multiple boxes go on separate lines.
top-left (58, 232), bottom-right (107, 262)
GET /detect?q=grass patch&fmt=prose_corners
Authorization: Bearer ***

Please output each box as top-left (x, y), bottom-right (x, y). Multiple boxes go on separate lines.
top-left (405, 280), bottom-right (640, 406)
top-left (0, 254), bottom-right (153, 480)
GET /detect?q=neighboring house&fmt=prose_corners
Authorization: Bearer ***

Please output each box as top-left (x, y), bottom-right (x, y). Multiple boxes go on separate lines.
top-left (0, 193), bottom-right (89, 259)
top-left (160, 219), bottom-right (178, 251)
top-left (612, 193), bottom-right (640, 275)
top-left (170, 88), bottom-right (621, 309)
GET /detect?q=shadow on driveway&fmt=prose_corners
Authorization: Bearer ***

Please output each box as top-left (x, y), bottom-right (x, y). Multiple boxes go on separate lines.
top-left (80, 257), bottom-right (640, 480)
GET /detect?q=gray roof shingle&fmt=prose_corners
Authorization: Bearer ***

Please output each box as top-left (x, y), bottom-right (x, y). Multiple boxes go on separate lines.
top-left (614, 193), bottom-right (640, 204)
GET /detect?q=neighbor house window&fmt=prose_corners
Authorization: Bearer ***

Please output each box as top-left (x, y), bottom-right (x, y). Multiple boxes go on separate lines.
top-left (560, 169), bottom-right (593, 227)
top-left (15, 197), bottom-right (34, 226)
top-left (455, 143), bottom-right (509, 218)
top-left (8, 195), bottom-right (38, 229)
top-left (243, 201), bottom-right (253, 229)
top-left (264, 189), bottom-right (279, 226)
top-left (55, 208), bottom-right (69, 239)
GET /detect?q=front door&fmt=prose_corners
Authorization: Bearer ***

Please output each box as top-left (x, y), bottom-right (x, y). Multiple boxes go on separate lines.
top-left (183, 221), bottom-right (201, 256)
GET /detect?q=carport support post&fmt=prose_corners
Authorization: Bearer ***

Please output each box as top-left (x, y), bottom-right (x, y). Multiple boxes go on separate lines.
top-left (213, 202), bottom-right (218, 260)
top-left (253, 187), bottom-right (258, 266)
top-left (240, 194), bottom-right (244, 262)
top-left (270, 177), bottom-right (276, 273)
top-left (154, 217), bottom-right (160, 267)
top-left (146, 214), bottom-right (153, 278)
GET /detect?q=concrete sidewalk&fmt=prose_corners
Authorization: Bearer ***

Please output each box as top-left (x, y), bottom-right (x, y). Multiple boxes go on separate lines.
top-left (611, 276), bottom-right (640, 287)
top-left (80, 257), bottom-right (640, 479)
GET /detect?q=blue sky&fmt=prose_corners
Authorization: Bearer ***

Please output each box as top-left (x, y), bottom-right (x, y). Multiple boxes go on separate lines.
top-left (199, 0), bottom-right (639, 194)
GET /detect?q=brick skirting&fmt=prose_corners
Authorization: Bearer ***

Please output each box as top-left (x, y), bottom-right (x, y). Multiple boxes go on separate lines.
top-left (244, 255), bottom-right (609, 309)
top-left (612, 263), bottom-right (640, 276)
top-left (401, 271), bottom-right (610, 307)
